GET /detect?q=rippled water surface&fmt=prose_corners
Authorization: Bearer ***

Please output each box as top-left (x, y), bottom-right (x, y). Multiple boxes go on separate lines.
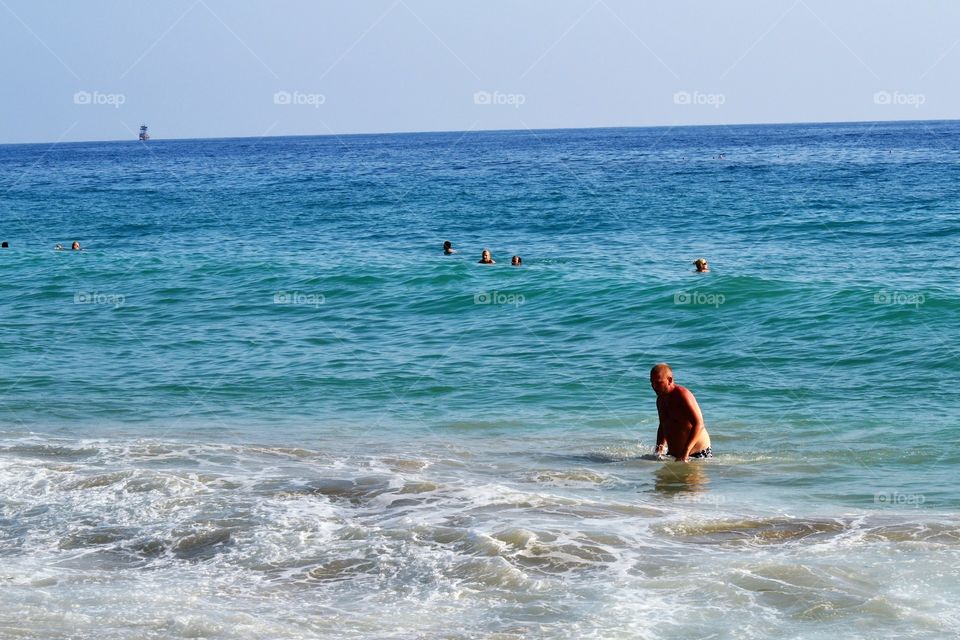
top-left (1, 122), bottom-right (959, 638)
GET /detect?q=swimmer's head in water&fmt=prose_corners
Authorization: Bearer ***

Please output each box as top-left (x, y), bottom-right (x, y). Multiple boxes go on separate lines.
top-left (650, 363), bottom-right (674, 395)
top-left (72, 241), bottom-right (81, 251)
top-left (479, 249), bottom-right (493, 263)
top-left (0, 241), bottom-right (8, 248)
top-left (693, 258), bottom-right (709, 272)
top-left (443, 241), bottom-right (452, 250)
top-left (511, 255), bottom-right (521, 266)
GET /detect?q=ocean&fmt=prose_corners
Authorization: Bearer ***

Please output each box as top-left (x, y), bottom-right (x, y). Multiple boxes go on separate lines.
top-left (1, 121), bottom-right (959, 639)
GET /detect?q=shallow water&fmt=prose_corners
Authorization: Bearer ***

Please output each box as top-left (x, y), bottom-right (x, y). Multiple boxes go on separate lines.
top-left (1, 122), bottom-right (959, 638)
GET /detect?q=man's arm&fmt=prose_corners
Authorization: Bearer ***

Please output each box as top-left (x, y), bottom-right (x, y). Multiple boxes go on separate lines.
top-left (654, 397), bottom-right (667, 457)
top-left (678, 388), bottom-right (705, 461)
top-left (654, 424), bottom-right (666, 457)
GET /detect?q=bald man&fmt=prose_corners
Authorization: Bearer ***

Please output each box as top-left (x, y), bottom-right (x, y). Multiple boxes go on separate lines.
top-left (650, 363), bottom-right (712, 462)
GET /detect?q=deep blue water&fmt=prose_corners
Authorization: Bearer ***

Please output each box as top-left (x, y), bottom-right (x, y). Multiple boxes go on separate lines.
top-left (1, 122), bottom-right (959, 639)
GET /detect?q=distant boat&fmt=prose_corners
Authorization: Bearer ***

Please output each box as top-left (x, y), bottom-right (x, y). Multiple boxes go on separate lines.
top-left (139, 125), bottom-right (150, 141)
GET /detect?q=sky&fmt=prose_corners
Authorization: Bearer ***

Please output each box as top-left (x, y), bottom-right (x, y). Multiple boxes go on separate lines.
top-left (0, 0), bottom-right (957, 144)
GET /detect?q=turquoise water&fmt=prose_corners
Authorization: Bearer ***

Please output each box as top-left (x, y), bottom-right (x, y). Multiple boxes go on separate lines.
top-left (1, 122), bottom-right (959, 638)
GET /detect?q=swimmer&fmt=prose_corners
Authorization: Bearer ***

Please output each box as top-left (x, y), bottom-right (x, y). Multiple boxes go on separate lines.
top-left (443, 240), bottom-right (457, 255)
top-left (1, 241), bottom-right (8, 248)
top-left (511, 255), bottom-right (522, 266)
top-left (478, 249), bottom-right (495, 265)
top-left (650, 363), bottom-right (712, 462)
top-left (693, 258), bottom-right (709, 273)
top-left (55, 243), bottom-right (64, 251)
top-left (72, 241), bottom-right (81, 251)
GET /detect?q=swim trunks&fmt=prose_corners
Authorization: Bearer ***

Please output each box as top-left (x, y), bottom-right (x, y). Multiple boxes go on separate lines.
top-left (689, 447), bottom-right (713, 459)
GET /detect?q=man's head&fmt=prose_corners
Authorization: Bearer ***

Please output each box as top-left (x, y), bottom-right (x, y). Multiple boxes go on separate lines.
top-left (511, 255), bottom-right (522, 266)
top-left (0, 241), bottom-right (8, 248)
top-left (650, 363), bottom-right (674, 395)
top-left (71, 241), bottom-right (81, 251)
top-left (443, 241), bottom-right (452, 250)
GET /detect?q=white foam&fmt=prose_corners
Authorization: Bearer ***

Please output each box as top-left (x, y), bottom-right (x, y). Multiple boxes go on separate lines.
top-left (1, 434), bottom-right (958, 639)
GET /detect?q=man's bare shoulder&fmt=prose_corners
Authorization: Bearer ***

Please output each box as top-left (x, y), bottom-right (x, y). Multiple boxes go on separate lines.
top-left (674, 385), bottom-right (699, 403)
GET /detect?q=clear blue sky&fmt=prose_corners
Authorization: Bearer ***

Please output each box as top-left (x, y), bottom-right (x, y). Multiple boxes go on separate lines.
top-left (1, 0), bottom-right (957, 143)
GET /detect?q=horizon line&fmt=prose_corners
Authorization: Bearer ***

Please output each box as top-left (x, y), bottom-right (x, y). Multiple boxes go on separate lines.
top-left (2, 116), bottom-right (957, 147)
